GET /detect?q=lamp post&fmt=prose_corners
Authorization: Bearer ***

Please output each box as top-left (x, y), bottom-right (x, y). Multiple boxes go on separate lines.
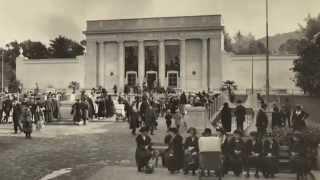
top-left (265, 0), bottom-right (270, 105)
top-left (1, 50), bottom-right (4, 93)
top-left (251, 56), bottom-right (254, 95)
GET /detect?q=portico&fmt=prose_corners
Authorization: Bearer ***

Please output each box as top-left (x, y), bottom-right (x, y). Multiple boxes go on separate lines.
top-left (84, 15), bottom-right (224, 92)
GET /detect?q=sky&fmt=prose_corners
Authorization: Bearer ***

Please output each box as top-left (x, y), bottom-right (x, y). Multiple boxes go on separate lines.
top-left (0, 0), bottom-right (319, 46)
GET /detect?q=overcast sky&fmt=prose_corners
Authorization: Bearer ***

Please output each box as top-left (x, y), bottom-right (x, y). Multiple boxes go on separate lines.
top-left (0, 0), bottom-right (319, 46)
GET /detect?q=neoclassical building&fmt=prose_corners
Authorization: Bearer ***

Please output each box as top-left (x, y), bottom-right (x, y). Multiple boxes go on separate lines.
top-left (83, 15), bottom-right (224, 92)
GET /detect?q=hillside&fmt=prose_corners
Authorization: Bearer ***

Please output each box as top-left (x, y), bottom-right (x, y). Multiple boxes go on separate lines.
top-left (258, 31), bottom-right (304, 54)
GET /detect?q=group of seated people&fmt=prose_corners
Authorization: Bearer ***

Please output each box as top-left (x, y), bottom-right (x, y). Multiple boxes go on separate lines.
top-left (136, 126), bottom-right (311, 178)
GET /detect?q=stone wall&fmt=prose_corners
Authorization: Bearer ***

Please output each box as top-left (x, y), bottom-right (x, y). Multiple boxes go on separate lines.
top-left (16, 55), bottom-right (85, 89)
top-left (222, 53), bottom-right (300, 93)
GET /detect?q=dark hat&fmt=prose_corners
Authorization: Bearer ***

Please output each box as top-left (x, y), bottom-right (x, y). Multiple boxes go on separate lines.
top-left (139, 127), bottom-right (149, 133)
top-left (202, 128), bottom-right (212, 136)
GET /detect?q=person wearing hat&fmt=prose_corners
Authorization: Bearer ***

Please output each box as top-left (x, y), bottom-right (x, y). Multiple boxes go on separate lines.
top-left (44, 96), bottom-right (54, 123)
top-left (234, 100), bottom-right (246, 131)
top-left (221, 102), bottom-right (232, 133)
top-left (262, 136), bottom-right (279, 178)
top-left (201, 128), bottom-right (212, 137)
top-left (183, 127), bottom-right (199, 175)
top-left (165, 109), bottom-right (173, 130)
top-left (289, 132), bottom-right (307, 179)
top-left (80, 98), bottom-right (89, 125)
top-left (2, 95), bottom-right (13, 123)
top-left (256, 103), bottom-right (269, 138)
top-left (21, 103), bottom-right (33, 139)
top-left (71, 98), bottom-right (82, 125)
top-left (12, 97), bottom-right (23, 134)
top-left (130, 96), bottom-right (141, 135)
top-left (135, 127), bottom-right (152, 172)
top-left (167, 127), bottom-right (184, 174)
top-left (292, 105), bottom-right (309, 132)
top-left (244, 131), bottom-right (263, 178)
top-left (229, 130), bottom-right (245, 176)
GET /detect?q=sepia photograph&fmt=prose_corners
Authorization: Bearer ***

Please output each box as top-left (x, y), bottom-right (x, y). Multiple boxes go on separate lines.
top-left (0, 0), bottom-right (320, 180)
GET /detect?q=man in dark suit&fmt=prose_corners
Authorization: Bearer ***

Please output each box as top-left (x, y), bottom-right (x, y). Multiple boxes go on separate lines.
top-left (244, 132), bottom-right (263, 178)
top-left (234, 100), bottom-right (246, 131)
top-left (12, 98), bottom-right (23, 134)
top-left (256, 103), bottom-right (268, 138)
top-left (292, 105), bottom-right (309, 132)
top-left (3, 95), bottom-right (13, 123)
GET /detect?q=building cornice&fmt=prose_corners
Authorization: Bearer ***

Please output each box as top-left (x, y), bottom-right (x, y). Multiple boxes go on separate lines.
top-left (83, 26), bottom-right (223, 35)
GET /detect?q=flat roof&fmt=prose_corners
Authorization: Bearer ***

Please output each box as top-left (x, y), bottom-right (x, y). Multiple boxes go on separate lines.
top-left (85, 15), bottom-right (223, 34)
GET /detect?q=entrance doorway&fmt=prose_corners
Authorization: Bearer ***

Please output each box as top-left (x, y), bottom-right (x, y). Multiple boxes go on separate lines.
top-left (126, 71), bottom-right (137, 87)
top-left (167, 71), bottom-right (178, 88)
top-left (146, 71), bottom-right (157, 89)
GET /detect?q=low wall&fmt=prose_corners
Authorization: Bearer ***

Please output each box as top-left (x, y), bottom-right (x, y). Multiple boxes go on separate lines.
top-left (16, 56), bottom-right (85, 89)
top-left (222, 53), bottom-right (300, 93)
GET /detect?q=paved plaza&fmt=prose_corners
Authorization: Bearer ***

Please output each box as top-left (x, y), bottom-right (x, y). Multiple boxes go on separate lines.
top-left (0, 111), bottom-right (303, 180)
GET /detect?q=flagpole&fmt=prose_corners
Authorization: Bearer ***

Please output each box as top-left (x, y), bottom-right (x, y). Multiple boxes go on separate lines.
top-left (265, 0), bottom-right (270, 104)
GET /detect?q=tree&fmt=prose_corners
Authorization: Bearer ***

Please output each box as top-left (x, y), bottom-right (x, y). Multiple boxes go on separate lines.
top-left (279, 39), bottom-right (300, 54)
top-left (292, 37), bottom-right (320, 96)
top-left (3, 41), bottom-right (20, 69)
top-left (20, 40), bottom-right (49, 59)
top-left (48, 35), bottom-right (84, 58)
top-left (293, 14), bottom-right (320, 96)
top-left (232, 31), bottom-right (266, 54)
top-left (248, 40), bottom-right (267, 54)
top-left (68, 81), bottom-right (80, 94)
top-left (301, 14), bottom-right (320, 41)
top-left (224, 31), bottom-right (233, 52)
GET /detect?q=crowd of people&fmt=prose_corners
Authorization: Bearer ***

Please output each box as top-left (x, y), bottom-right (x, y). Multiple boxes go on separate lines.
top-left (0, 92), bottom-right (61, 138)
top-left (134, 94), bottom-right (313, 179)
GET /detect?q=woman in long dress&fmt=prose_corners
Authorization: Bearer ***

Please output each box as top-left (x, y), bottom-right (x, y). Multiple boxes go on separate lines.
top-left (21, 104), bottom-right (33, 139)
top-left (167, 127), bottom-right (184, 174)
top-left (221, 103), bottom-right (232, 132)
top-left (135, 127), bottom-right (152, 172)
top-left (105, 95), bottom-right (115, 118)
top-left (96, 96), bottom-right (105, 120)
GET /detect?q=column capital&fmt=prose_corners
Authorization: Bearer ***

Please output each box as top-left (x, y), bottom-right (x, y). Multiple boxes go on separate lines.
top-left (158, 39), bottom-right (165, 43)
top-left (179, 38), bottom-right (186, 41)
top-left (98, 40), bottom-right (105, 44)
top-left (118, 40), bottom-right (124, 44)
top-left (138, 40), bottom-right (144, 43)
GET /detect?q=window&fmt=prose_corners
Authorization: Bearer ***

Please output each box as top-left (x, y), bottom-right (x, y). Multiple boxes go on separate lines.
top-left (168, 73), bottom-right (177, 87)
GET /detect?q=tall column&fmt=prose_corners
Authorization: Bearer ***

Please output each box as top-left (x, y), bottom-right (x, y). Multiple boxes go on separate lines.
top-left (202, 38), bottom-right (208, 91)
top-left (99, 41), bottom-right (105, 87)
top-left (179, 39), bottom-right (186, 91)
top-left (209, 37), bottom-right (223, 92)
top-left (118, 41), bottom-right (125, 92)
top-left (138, 40), bottom-right (145, 87)
top-left (84, 40), bottom-right (98, 88)
top-left (159, 40), bottom-right (166, 88)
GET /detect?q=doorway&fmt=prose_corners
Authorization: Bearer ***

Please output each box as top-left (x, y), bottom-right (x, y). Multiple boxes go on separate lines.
top-left (146, 71), bottom-right (157, 89)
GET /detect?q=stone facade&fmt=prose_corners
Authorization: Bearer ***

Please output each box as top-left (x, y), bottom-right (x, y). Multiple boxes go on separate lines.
top-left (83, 15), bottom-right (224, 92)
